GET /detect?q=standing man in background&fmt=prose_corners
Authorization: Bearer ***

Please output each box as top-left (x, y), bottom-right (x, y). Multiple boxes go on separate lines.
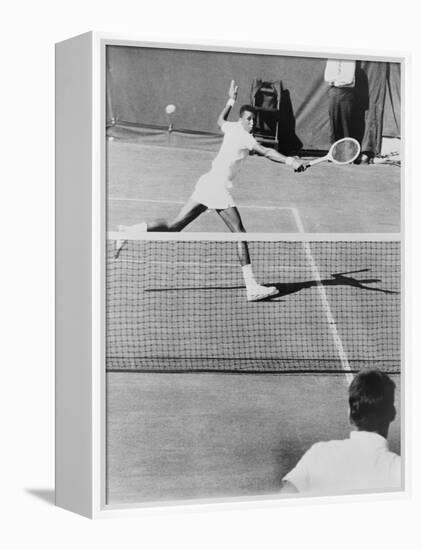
top-left (324, 59), bottom-right (357, 144)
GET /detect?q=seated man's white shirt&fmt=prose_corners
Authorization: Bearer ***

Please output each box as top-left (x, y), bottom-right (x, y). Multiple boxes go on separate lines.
top-left (324, 59), bottom-right (356, 88)
top-left (284, 431), bottom-right (401, 494)
top-left (191, 121), bottom-right (258, 209)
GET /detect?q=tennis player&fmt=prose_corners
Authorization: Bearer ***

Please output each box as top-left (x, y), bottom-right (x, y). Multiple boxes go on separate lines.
top-left (280, 369), bottom-right (401, 494)
top-left (118, 80), bottom-right (305, 301)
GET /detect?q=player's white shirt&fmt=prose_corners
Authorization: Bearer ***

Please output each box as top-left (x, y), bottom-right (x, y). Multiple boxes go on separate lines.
top-left (190, 120), bottom-right (259, 209)
top-left (284, 431), bottom-right (401, 494)
top-left (210, 120), bottom-right (258, 186)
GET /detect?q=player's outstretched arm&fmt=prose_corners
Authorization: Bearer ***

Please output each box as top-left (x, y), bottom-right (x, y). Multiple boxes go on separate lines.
top-left (253, 143), bottom-right (306, 172)
top-left (217, 79), bottom-right (239, 129)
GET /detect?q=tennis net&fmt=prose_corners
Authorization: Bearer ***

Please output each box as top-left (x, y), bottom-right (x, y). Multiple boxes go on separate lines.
top-left (106, 239), bottom-right (400, 374)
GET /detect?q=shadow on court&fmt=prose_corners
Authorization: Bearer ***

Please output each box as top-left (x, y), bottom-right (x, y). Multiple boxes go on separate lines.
top-left (269, 270), bottom-right (399, 300)
top-left (144, 269), bottom-right (399, 299)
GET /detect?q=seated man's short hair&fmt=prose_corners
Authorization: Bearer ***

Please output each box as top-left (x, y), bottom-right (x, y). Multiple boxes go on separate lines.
top-left (349, 369), bottom-right (396, 432)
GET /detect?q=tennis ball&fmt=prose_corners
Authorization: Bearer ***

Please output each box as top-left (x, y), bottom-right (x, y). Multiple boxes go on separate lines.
top-left (165, 104), bottom-right (176, 115)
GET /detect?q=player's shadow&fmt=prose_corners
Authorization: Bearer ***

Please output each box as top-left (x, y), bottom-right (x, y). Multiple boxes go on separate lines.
top-left (145, 269), bottom-right (398, 297)
top-left (266, 269), bottom-right (399, 301)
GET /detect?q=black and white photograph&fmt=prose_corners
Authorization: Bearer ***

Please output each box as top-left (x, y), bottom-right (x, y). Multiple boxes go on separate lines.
top-left (104, 43), bottom-right (403, 506)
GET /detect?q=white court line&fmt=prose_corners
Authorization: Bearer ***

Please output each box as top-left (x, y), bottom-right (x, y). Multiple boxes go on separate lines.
top-left (108, 196), bottom-right (293, 211)
top-left (291, 207), bottom-right (353, 385)
top-left (109, 140), bottom-right (220, 155)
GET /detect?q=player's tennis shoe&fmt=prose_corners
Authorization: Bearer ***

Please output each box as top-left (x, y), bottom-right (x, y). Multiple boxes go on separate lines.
top-left (246, 284), bottom-right (277, 302)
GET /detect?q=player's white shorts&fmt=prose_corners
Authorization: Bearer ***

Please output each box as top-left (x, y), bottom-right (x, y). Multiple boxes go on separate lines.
top-left (190, 172), bottom-right (236, 209)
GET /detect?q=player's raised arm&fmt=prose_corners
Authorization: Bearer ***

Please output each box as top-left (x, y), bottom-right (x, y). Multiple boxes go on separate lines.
top-left (253, 143), bottom-right (306, 172)
top-left (217, 80), bottom-right (239, 129)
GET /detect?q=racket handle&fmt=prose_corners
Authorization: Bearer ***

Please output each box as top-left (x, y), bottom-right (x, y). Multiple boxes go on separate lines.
top-left (307, 156), bottom-right (328, 166)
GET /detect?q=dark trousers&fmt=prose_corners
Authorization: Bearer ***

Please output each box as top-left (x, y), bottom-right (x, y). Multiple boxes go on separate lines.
top-left (328, 86), bottom-right (355, 143)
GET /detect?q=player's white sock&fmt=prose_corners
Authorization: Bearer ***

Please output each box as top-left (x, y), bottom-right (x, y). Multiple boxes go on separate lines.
top-left (241, 264), bottom-right (257, 289)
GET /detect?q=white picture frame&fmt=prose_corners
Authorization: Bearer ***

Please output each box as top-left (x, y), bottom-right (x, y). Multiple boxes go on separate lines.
top-left (55, 32), bottom-right (407, 518)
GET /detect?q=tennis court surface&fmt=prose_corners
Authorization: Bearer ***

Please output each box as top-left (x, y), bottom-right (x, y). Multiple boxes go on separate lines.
top-left (106, 372), bottom-right (401, 504)
top-left (106, 126), bottom-right (400, 233)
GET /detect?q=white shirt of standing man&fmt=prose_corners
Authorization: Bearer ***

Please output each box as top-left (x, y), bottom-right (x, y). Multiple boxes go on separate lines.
top-left (324, 59), bottom-right (356, 88)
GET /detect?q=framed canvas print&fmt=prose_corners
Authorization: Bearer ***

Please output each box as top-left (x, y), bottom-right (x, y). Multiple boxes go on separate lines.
top-left (55, 32), bottom-right (407, 518)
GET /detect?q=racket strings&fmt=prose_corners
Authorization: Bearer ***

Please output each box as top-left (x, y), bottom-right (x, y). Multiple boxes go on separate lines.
top-left (331, 139), bottom-right (360, 164)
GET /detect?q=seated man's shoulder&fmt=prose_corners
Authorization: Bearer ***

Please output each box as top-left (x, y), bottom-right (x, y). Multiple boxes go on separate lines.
top-left (304, 438), bottom-right (353, 463)
top-left (310, 438), bottom-right (348, 453)
top-left (311, 437), bottom-right (401, 466)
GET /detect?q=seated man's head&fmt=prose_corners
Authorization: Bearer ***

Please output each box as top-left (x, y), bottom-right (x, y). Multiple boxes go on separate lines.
top-left (349, 369), bottom-right (396, 437)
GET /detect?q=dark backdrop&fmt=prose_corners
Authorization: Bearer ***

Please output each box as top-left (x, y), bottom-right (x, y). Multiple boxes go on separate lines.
top-left (107, 46), bottom-right (400, 152)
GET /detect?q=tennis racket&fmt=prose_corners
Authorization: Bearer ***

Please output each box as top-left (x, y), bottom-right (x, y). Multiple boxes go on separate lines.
top-left (301, 137), bottom-right (361, 170)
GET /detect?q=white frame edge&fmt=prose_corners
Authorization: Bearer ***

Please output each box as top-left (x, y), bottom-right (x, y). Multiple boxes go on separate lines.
top-left (55, 31), bottom-right (95, 518)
